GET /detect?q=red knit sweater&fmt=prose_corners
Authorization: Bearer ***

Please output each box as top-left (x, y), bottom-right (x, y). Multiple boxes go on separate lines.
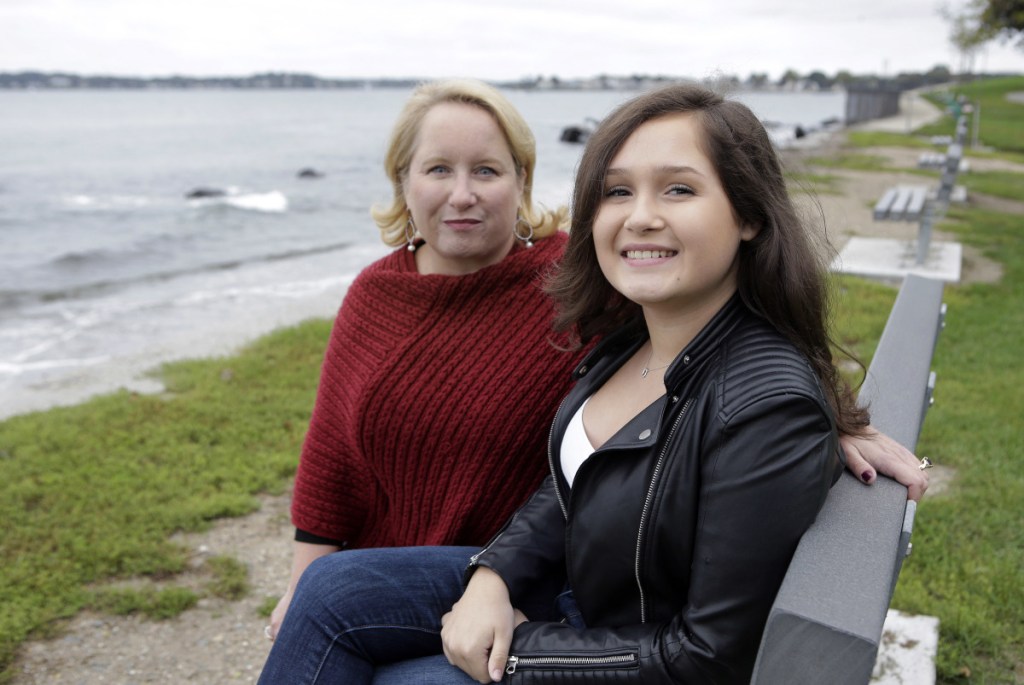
top-left (291, 233), bottom-right (583, 548)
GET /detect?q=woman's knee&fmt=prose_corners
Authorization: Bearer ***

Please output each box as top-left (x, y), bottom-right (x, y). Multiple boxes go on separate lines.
top-left (293, 551), bottom-right (380, 619)
top-left (291, 547), bottom-right (474, 630)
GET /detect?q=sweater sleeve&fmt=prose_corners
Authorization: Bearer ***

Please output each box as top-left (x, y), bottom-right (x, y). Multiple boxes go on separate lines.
top-left (290, 302), bottom-right (380, 545)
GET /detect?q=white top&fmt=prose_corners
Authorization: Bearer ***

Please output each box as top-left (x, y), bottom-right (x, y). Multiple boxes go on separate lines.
top-left (560, 397), bottom-right (597, 488)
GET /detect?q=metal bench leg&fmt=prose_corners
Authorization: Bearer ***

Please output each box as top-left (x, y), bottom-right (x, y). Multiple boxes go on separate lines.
top-left (916, 207), bottom-right (936, 266)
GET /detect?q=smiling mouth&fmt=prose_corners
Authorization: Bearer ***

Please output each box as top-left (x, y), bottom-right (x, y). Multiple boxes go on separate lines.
top-left (623, 249), bottom-right (677, 259)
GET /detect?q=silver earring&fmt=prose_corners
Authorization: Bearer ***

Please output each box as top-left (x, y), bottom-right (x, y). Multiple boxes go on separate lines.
top-left (514, 215), bottom-right (535, 248)
top-left (405, 218), bottom-right (418, 252)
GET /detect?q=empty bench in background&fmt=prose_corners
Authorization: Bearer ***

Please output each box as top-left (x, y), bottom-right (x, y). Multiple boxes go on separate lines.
top-left (752, 274), bottom-right (946, 685)
top-left (873, 185), bottom-right (929, 222)
top-left (918, 151), bottom-right (970, 173)
top-left (874, 115), bottom-right (969, 266)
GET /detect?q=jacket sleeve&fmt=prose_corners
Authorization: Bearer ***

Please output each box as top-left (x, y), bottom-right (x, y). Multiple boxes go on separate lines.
top-left (469, 475), bottom-right (567, 614)
top-left (500, 393), bottom-right (838, 684)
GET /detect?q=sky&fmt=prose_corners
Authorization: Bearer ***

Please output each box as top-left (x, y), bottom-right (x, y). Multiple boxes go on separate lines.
top-left (2, 0), bottom-right (1022, 81)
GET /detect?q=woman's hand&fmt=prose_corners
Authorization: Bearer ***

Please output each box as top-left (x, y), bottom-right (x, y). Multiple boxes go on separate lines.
top-left (266, 541), bottom-right (340, 641)
top-left (841, 426), bottom-right (929, 501)
top-left (268, 588), bottom-right (294, 640)
top-left (441, 567), bottom-right (526, 683)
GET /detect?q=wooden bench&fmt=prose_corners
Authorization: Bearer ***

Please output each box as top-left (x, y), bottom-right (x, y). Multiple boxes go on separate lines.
top-left (752, 274), bottom-right (946, 685)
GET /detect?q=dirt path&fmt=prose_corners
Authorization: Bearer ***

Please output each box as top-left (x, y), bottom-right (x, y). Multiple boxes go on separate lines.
top-left (780, 142), bottom-right (1006, 285)
top-left (13, 494), bottom-right (292, 683)
top-left (10, 115), bottom-right (1018, 683)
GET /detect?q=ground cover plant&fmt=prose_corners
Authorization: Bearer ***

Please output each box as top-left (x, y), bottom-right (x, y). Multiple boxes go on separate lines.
top-left (0, 321), bottom-right (329, 681)
top-left (919, 75), bottom-right (1024, 153)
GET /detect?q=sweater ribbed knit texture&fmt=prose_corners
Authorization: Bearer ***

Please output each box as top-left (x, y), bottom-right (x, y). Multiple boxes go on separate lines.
top-left (291, 233), bottom-right (582, 548)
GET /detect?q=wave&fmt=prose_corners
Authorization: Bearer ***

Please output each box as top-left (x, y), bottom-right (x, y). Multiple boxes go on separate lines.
top-left (0, 241), bottom-right (353, 310)
top-left (175, 273), bottom-right (357, 306)
top-left (52, 245), bottom-right (150, 268)
top-left (0, 355), bottom-right (111, 376)
top-left (62, 193), bottom-right (155, 210)
top-left (187, 190), bottom-right (289, 213)
top-left (61, 190), bottom-right (288, 214)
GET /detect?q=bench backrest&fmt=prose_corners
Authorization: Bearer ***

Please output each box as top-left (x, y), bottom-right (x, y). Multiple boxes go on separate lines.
top-left (751, 275), bottom-right (945, 685)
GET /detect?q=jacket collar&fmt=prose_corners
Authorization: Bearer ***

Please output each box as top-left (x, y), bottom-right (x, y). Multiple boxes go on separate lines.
top-left (572, 293), bottom-right (748, 393)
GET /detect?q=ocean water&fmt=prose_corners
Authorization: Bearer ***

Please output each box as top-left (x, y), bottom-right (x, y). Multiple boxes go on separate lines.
top-left (0, 87), bottom-right (844, 418)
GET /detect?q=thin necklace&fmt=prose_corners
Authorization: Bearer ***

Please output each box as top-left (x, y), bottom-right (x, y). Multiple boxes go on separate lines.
top-left (641, 345), bottom-right (672, 378)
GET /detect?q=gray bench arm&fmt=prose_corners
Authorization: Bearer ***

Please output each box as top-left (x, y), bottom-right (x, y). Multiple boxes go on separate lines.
top-left (751, 275), bottom-right (945, 685)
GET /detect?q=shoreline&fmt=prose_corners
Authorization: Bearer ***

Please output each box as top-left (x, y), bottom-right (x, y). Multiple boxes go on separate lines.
top-left (0, 91), bottom-right (948, 424)
top-left (0, 284), bottom-right (350, 421)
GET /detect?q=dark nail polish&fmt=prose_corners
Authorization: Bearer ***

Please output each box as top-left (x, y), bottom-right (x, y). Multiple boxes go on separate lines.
top-left (861, 471), bottom-right (874, 483)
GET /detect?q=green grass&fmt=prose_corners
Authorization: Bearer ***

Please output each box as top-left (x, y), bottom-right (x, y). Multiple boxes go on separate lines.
top-left (804, 152), bottom-right (892, 171)
top-left (896, 205), bottom-right (1024, 683)
top-left (958, 169), bottom-right (1024, 202)
top-left (831, 76), bottom-right (1024, 682)
top-left (920, 76), bottom-right (1024, 153)
top-left (846, 130), bottom-right (938, 149)
top-left (825, 207), bottom-right (1024, 684)
top-left (961, 147), bottom-right (1024, 166)
top-left (786, 171), bottom-right (843, 195)
top-left (0, 321), bottom-right (330, 681)
top-left (256, 595), bottom-right (279, 619)
top-left (89, 586), bottom-right (199, 620)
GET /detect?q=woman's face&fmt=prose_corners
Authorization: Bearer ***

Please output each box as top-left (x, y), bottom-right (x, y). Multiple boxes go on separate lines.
top-left (592, 113), bottom-right (758, 319)
top-left (404, 102), bottom-right (525, 276)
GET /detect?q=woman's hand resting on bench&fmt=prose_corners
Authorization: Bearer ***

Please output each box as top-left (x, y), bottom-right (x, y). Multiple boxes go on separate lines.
top-left (840, 426), bottom-right (929, 501)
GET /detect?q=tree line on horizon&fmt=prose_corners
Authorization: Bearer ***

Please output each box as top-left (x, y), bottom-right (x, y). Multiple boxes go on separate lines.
top-left (0, 64), bottom-right (1005, 91)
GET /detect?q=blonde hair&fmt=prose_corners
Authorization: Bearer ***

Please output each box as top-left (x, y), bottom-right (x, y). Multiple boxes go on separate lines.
top-left (371, 79), bottom-right (568, 247)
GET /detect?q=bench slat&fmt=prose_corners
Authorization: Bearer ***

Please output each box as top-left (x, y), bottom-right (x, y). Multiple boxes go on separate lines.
top-left (904, 187), bottom-right (928, 221)
top-left (889, 187), bottom-right (914, 220)
top-left (875, 185), bottom-right (929, 221)
top-left (872, 188), bottom-right (899, 220)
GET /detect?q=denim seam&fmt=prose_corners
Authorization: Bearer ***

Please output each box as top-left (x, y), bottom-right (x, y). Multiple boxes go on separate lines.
top-left (310, 624), bottom-right (440, 684)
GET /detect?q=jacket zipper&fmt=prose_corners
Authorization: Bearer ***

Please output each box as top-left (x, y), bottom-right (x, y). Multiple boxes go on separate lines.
top-left (468, 498), bottom-right (524, 567)
top-left (635, 397), bottom-right (693, 623)
top-left (505, 653), bottom-right (637, 674)
top-left (547, 395), bottom-right (572, 520)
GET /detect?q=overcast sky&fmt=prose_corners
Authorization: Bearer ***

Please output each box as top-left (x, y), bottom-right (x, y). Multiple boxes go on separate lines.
top-left (2, 0), bottom-right (1021, 81)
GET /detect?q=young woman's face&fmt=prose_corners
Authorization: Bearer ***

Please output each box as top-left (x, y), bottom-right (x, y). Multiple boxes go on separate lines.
top-left (403, 102), bottom-right (525, 276)
top-left (592, 113), bottom-right (758, 317)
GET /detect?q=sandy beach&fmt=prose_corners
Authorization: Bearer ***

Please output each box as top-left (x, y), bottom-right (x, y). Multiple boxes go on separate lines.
top-left (9, 91), bottom-right (1024, 684)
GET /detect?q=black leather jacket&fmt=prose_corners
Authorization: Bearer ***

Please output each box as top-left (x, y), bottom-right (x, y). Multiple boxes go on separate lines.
top-left (470, 297), bottom-right (843, 683)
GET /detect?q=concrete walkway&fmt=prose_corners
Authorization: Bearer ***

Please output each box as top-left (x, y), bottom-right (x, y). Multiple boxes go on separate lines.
top-left (850, 89), bottom-right (946, 134)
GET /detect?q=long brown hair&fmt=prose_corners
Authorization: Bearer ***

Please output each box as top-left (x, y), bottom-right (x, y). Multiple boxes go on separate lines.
top-left (547, 83), bottom-right (868, 434)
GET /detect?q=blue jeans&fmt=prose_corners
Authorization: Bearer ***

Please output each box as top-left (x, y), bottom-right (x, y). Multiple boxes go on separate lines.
top-left (257, 546), bottom-right (484, 684)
